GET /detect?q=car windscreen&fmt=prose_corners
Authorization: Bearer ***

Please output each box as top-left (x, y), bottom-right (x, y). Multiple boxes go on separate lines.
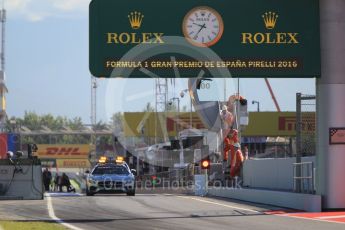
top-left (92, 165), bottom-right (129, 175)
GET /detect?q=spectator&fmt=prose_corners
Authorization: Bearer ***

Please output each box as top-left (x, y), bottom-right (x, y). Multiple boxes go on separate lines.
top-left (54, 173), bottom-right (60, 192)
top-left (59, 173), bottom-right (75, 193)
top-left (42, 168), bottom-right (52, 192)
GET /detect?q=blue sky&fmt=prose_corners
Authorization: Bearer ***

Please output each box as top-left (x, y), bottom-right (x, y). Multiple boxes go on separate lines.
top-left (5, 0), bottom-right (315, 123)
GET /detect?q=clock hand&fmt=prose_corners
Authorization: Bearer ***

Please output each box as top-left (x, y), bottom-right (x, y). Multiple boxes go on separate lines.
top-left (193, 22), bottom-right (204, 27)
top-left (195, 23), bottom-right (206, 37)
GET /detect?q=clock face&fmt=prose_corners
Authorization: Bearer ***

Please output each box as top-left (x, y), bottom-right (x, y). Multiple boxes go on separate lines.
top-left (183, 6), bottom-right (224, 47)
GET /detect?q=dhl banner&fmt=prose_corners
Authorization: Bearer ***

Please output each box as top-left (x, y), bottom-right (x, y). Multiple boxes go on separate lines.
top-left (56, 159), bottom-right (91, 168)
top-left (35, 144), bottom-right (93, 159)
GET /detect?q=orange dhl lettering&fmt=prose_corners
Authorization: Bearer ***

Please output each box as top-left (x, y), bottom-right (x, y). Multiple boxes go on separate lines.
top-left (46, 147), bottom-right (84, 156)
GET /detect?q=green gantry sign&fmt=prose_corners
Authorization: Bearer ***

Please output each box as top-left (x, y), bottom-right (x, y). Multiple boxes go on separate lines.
top-left (89, 0), bottom-right (320, 78)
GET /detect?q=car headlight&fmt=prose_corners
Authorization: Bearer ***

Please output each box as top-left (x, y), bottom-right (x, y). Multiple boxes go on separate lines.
top-left (124, 179), bottom-right (134, 185)
top-left (88, 178), bottom-right (97, 184)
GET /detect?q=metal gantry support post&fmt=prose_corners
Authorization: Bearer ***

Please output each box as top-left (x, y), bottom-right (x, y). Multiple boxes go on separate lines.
top-left (155, 78), bottom-right (168, 143)
top-left (90, 76), bottom-right (97, 126)
top-left (296, 93), bottom-right (302, 193)
top-left (170, 97), bottom-right (180, 138)
top-left (0, 4), bottom-right (6, 130)
top-left (317, 0), bottom-right (345, 208)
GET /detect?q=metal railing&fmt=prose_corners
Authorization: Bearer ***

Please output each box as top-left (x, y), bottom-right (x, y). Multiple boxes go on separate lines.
top-left (293, 161), bottom-right (315, 194)
top-left (136, 166), bottom-right (195, 188)
top-left (295, 93), bottom-right (316, 193)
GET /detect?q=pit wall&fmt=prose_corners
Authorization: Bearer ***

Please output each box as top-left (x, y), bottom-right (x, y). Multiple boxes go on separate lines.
top-left (243, 156), bottom-right (316, 191)
top-left (208, 156), bottom-right (321, 212)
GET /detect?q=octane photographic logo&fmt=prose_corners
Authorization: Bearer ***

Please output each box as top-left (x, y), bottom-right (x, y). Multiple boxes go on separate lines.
top-left (103, 35), bottom-right (236, 170)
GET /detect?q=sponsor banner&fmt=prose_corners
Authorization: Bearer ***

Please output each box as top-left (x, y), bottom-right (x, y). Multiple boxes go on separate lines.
top-left (35, 144), bottom-right (92, 159)
top-left (90, 0), bottom-right (320, 78)
top-left (124, 112), bottom-right (316, 137)
top-left (124, 112), bottom-right (204, 137)
top-left (41, 159), bottom-right (57, 168)
top-left (243, 112), bottom-right (315, 136)
top-left (56, 159), bottom-right (91, 169)
top-left (329, 128), bottom-right (345, 145)
top-left (7, 133), bottom-right (19, 153)
top-left (0, 133), bottom-right (7, 159)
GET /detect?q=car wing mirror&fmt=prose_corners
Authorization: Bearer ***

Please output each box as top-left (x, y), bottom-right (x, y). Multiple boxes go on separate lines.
top-left (131, 169), bottom-right (137, 176)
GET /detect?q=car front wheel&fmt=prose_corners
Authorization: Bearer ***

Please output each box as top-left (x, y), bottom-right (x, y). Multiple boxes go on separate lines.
top-left (126, 190), bottom-right (135, 196)
top-left (86, 188), bottom-right (95, 196)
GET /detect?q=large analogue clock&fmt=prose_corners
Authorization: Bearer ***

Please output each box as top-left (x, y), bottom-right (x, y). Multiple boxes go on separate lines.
top-left (182, 6), bottom-right (224, 47)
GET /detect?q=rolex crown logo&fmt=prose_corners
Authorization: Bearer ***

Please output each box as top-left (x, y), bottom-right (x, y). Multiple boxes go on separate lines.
top-left (262, 12), bottom-right (278, 29)
top-left (128, 11), bottom-right (144, 29)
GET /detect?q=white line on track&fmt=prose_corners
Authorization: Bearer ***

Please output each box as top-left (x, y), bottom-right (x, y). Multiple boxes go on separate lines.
top-left (278, 214), bottom-right (345, 225)
top-left (177, 195), bottom-right (345, 225)
top-left (177, 196), bottom-right (261, 213)
top-left (46, 195), bottom-right (84, 230)
top-left (317, 215), bottom-right (345, 219)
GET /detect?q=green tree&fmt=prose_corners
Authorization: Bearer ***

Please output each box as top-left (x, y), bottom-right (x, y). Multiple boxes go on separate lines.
top-left (68, 117), bottom-right (84, 130)
top-left (5, 112), bottom-right (92, 144)
top-left (22, 111), bottom-right (41, 130)
top-left (111, 112), bottom-right (124, 133)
